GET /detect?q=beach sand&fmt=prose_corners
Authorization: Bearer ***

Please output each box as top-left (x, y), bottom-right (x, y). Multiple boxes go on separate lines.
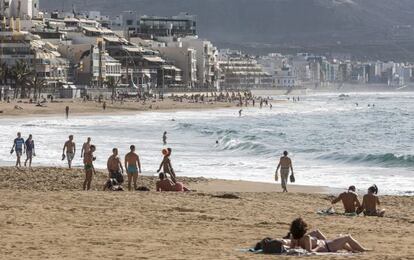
top-left (0, 98), bottom-right (236, 118)
top-left (0, 167), bottom-right (413, 259)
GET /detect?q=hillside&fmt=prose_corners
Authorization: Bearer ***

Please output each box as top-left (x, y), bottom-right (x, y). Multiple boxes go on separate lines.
top-left (40, 0), bottom-right (414, 60)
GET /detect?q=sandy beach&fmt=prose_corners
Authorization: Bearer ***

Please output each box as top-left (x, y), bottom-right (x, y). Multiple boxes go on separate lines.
top-left (0, 167), bottom-right (413, 259)
top-left (0, 98), bottom-right (237, 118)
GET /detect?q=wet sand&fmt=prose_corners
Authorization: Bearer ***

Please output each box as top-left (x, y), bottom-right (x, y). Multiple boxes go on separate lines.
top-left (0, 167), bottom-right (413, 259)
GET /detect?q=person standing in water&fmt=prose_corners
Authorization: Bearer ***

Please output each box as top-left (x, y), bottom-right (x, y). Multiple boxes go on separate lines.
top-left (11, 132), bottom-right (25, 168)
top-left (275, 151), bottom-right (294, 192)
top-left (81, 137), bottom-right (92, 158)
top-left (62, 135), bottom-right (76, 169)
top-left (163, 131), bottom-right (167, 145)
top-left (24, 134), bottom-right (35, 168)
top-left (124, 145), bottom-right (142, 191)
top-left (157, 148), bottom-right (176, 183)
top-left (65, 106), bottom-right (69, 119)
top-left (83, 145), bottom-right (96, 190)
top-left (239, 109), bottom-right (243, 117)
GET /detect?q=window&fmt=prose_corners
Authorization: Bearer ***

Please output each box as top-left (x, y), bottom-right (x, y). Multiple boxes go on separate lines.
top-left (126, 20), bottom-right (133, 26)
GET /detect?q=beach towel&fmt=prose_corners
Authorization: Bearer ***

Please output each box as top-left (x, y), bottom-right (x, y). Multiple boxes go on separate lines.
top-left (240, 248), bottom-right (355, 256)
top-left (317, 208), bottom-right (358, 217)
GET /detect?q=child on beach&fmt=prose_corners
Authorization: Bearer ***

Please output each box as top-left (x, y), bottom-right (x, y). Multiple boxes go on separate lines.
top-left (83, 145), bottom-right (96, 190)
top-left (360, 184), bottom-right (385, 217)
top-left (157, 148), bottom-right (176, 183)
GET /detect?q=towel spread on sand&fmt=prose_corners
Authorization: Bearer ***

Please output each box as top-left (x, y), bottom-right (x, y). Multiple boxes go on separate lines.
top-left (317, 208), bottom-right (358, 217)
top-left (240, 248), bottom-right (355, 256)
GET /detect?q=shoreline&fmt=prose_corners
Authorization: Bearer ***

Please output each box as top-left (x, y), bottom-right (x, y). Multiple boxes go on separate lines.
top-left (0, 166), bottom-right (330, 194)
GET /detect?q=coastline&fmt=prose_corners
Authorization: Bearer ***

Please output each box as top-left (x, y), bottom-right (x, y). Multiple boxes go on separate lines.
top-left (0, 98), bottom-right (238, 119)
top-left (0, 167), bottom-right (413, 259)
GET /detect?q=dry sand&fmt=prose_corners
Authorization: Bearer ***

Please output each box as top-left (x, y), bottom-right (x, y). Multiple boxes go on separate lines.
top-left (0, 167), bottom-right (413, 259)
top-left (0, 98), bottom-right (236, 118)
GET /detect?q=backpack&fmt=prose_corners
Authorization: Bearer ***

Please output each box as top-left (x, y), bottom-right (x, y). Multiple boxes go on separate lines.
top-left (254, 237), bottom-right (286, 254)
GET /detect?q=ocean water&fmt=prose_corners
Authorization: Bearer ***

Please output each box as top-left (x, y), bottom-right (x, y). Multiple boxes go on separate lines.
top-left (0, 92), bottom-right (413, 195)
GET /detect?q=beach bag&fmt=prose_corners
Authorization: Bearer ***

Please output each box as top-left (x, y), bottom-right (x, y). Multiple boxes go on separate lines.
top-left (255, 238), bottom-right (286, 254)
top-left (290, 174), bottom-right (295, 183)
top-left (111, 171), bottom-right (124, 184)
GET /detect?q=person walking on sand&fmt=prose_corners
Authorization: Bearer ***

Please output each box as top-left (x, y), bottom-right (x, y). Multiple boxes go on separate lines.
top-left (157, 148), bottom-right (176, 183)
top-left (83, 145), bottom-right (96, 190)
top-left (360, 184), bottom-right (385, 217)
top-left (124, 145), bottom-right (142, 191)
top-left (65, 106), bottom-right (69, 119)
top-left (331, 185), bottom-right (361, 214)
top-left (62, 135), bottom-right (76, 169)
top-left (11, 132), bottom-right (25, 168)
top-left (24, 134), bottom-right (35, 168)
top-left (81, 137), bottom-right (92, 158)
top-left (163, 131), bottom-right (167, 145)
top-left (107, 148), bottom-right (124, 184)
top-left (275, 151), bottom-right (294, 192)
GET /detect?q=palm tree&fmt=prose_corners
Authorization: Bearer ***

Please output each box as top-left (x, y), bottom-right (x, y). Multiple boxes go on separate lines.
top-left (106, 76), bottom-right (121, 102)
top-left (10, 60), bottom-right (31, 99)
top-left (26, 71), bottom-right (47, 100)
top-left (0, 62), bottom-right (8, 101)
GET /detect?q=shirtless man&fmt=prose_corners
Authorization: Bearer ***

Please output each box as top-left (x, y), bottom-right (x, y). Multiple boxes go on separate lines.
top-left (331, 185), bottom-right (361, 213)
top-left (62, 135), bottom-right (76, 169)
top-left (156, 172), bottom-right (189, 192)
top-left (83, 145), bottom-right (96, 190)
top-left (124, 145), bottom-right (142, 191)
top-left (81, 137), bottom-right (92, 158)
top-left (107, 148), bottom-right (124, 184)
top-left (275, 151), bottom-right (294, 192)
top-left (360, 185), bottom-right (385, 217)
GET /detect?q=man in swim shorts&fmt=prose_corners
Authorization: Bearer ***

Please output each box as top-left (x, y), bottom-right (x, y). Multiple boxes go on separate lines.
top-left (83, 145), bottom-right (96, 190)
top-left (62, 135), bottom-right (76, 169)
top-left (107, 148), bottom-right (124, 184)
top-left (331, 185), bottom-right (361, 214)
top-left (11, 132), bottom-right (25, 168)
top-left (124, 145), bottom-right (142, 191)
top-left (275, 151), bottom-right (294, 192)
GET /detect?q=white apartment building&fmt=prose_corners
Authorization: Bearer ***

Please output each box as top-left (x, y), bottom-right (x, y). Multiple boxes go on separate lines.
top-left (0, 0), bottom-right (39, 19)
top-left (154, 44), bottom-right (197, 88)
top-left (180, 37), bottom-right (219, 89)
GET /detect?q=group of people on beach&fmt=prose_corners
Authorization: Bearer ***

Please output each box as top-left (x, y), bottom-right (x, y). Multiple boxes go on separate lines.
top-left (331, 184), bottom-right (385, 217)
top-left (273, 150), bottom-right (385, 217)
top-left (10, 132), bottom-right (35, 168)
top-left (11, 132), bottom-right (187, 192)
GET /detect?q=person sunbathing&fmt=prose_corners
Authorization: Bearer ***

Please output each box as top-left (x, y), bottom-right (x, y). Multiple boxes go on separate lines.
top-left (289, 218), bottom-right (368, 253)
top-left (331, 185), bottom-right (361, 213)
top-left (360, 184), bottom-right (385, 217)
top-left (156, 172), bottom-right (189, 192)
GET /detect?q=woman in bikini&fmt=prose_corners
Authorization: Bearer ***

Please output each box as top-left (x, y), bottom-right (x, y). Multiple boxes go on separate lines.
top-left (289, 218), bottom-right (368, 253)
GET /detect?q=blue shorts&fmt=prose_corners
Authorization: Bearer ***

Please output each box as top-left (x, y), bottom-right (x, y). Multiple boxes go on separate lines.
top-left (127, 165), bottom-right (138, 174)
